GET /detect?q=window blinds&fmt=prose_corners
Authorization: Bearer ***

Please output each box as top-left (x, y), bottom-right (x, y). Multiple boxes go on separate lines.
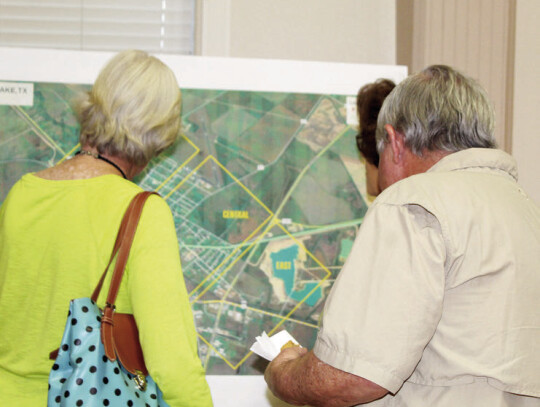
top-left (0, 0), bottom-right (195, 54)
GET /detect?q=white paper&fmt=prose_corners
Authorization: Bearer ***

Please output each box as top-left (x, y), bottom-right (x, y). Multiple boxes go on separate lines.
top-left (250, 330), bottom-right (300, 361)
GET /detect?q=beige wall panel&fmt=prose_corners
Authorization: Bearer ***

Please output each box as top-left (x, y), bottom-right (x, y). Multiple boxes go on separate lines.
top-left (464, 0), bottom-right (482, 79)
top-left (199, 0), bottom-right (232, 56)
top-left (442, 0), bottom-right (456, 62)
top-left (411, 1), bottom-right (427, 70)
top-left (512, 0), bottom-right (540, 203)
top-left (200, 0), bottom-right (396, 65)
top-left (478, 0), bottom-right (493, 85)
top-left (409, 0), bottom-right (514, 150)
top-left (396, 0), bottom-right (414, 69)
top-left (453, 0), bottom-right (469, 70)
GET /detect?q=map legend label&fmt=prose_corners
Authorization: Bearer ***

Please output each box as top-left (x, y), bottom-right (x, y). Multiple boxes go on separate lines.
top-left (0, 82), bottom-right (34, 106)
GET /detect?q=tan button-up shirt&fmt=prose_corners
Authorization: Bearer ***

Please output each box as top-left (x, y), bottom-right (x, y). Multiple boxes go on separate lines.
top-left (314, 148), bottom-right (540, 406)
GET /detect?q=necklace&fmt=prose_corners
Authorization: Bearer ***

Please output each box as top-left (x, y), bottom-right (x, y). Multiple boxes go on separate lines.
top-left (75, 150), bottom-right (127, 179)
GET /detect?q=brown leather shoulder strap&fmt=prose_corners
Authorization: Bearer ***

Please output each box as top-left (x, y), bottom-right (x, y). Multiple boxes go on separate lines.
top-left (100, 191), bottom-right (158, 362)
top-left (105, 191), bottom-right (157, 306)
top-left (91, 191), bottom-right (157, 302)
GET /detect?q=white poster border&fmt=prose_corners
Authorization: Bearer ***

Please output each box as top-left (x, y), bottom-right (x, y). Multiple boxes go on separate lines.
top-left (0, 47), bottom-right (406, 95)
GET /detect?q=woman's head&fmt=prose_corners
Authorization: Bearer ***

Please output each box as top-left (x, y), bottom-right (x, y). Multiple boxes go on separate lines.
top-left (356, 79), bottom-right (396, 168)
top-left (76, 50), bottom-right (182, 166)
top-left (356, 79), bottom-right (395, 197)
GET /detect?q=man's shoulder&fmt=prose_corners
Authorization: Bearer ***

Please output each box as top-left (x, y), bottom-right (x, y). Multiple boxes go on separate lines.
top-left (375, 171), bottom-right (447, 207)
top-left (371, 169), bottom-right (482, 226)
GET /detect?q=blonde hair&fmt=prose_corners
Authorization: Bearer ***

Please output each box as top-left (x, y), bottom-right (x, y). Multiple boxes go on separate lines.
top-left (76, 50), bottom-right (182, 165)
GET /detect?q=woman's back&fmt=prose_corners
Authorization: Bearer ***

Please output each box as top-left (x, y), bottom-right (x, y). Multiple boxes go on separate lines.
top-left (0, 173), bottom-right (213, 406)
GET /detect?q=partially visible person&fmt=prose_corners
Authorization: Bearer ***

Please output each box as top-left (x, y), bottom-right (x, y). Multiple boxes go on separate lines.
top-left (355, 79), bottom-right (395, 197)
top-left (265, 65), bottom-right (540, 406)
top-left (0, 50), bottom-right (213, 406)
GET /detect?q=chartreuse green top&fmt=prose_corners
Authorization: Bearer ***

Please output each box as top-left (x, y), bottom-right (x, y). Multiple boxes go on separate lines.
top-left (0, 173), bottom-right (213, 406)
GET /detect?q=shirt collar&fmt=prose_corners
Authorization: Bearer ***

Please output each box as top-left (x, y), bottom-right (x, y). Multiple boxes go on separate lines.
top-left (427, 148), bottom-right (518, 181)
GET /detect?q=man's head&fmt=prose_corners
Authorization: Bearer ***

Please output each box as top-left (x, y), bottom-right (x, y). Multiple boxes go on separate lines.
top-left (375, 65), bottom-right (496, 191)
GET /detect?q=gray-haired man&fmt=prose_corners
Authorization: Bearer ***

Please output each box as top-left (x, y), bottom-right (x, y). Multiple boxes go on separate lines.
top-left (265, 65), bottom-right (540, 407)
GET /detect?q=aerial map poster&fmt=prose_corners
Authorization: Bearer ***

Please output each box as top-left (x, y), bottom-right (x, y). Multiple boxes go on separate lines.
top-left (0, 47), bottom-right (406, 405)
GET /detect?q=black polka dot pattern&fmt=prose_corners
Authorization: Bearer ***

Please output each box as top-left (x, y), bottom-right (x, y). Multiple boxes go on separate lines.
top-left (48, 297), bottom-right (166, 406)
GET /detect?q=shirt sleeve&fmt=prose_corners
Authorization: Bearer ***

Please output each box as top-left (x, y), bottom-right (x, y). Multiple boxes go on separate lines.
top-left (313, 202), bottom-right (446, 394)
top-left (127, 195), bottom-right (213, 407)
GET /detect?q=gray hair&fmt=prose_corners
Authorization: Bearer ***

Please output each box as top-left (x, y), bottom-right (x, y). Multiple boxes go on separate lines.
top-left (76, 50), bottom-right (182, 166)
top-left (376, 65), bottom-right (496, 155)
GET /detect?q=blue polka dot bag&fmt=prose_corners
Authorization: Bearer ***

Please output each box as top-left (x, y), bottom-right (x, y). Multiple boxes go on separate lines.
top-left (48, 192), bottom-right (169, 407)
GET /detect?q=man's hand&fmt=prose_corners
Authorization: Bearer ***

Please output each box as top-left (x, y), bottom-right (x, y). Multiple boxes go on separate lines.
top-left (275, 345), bottom-right (308, 363)
top-left (264, 349), bottom-right (388, 407)
top-left (265, 346), bottom-right (308, 405)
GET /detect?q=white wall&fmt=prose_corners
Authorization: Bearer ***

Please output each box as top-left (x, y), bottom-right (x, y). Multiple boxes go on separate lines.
top-left (512, 0), bottom-right (540, 203)
top-left (201, 0), bottom-right (396, 65)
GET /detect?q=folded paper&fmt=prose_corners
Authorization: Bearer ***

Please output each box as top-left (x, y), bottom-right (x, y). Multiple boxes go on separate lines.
top-left (250, 330), bottom-right (300, 361)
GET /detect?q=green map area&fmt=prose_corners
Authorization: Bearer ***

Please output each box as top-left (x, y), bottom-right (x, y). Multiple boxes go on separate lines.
top-left (0, 82), bottom-right (370, 374)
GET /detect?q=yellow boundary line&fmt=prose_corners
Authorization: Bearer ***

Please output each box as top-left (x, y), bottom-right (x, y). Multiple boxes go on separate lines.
top-left (57, 143), bottom-right (80, 164)
top-left (157, 134), bottom-right (200, 193)
top-left (210, 156), bottom-right (273, 214)
top-left (189, 215), bottom-right (274, 299)
top-left (263, 222), bottom-right (331, 336)
top-left (162, 152), bottom-right (278, 298)
top-left (194, 220), bottom-right (331, 369)
top-left (164, 155), bottom-right (211, 199)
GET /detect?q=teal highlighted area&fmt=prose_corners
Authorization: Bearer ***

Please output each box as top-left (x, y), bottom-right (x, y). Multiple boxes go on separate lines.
top-left (339, 238), bottom-right (354, 262)
top-left (270, 245), bottom-right (322, 307)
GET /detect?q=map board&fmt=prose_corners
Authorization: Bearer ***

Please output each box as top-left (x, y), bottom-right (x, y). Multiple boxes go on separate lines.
top-left (0, 47), bottom-right (407, 405)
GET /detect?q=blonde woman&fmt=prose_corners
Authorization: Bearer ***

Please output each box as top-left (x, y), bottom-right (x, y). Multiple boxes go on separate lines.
top-left (0, 50), bottom-right (213, 406)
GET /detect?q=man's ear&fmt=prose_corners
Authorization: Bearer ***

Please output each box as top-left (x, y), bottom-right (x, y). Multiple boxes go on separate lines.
top-left (384, 124), bottom-right (406, 165)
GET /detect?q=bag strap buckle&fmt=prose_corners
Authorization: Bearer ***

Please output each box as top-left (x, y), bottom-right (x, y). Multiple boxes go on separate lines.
top-left (134, 370), bottom-right (147, 391)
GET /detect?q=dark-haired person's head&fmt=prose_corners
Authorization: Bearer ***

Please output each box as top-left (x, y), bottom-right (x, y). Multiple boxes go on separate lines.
top-left (355, 79), bottom-right (395, 196)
